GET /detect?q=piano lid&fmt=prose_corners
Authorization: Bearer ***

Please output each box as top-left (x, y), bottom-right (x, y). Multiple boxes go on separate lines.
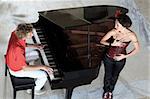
top-left (40, 11), bottom-right (90, 29)
top-left (39, 5), bottom-right (128, 29)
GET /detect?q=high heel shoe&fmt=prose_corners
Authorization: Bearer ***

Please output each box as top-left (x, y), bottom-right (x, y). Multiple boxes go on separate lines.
top-left (102, 92), bottom-right (113, 99)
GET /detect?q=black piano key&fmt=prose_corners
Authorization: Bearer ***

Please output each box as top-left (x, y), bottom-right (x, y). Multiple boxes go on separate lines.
top-left (37, 34), bottom-right (44, 36)
top-left (49, 62), bottom-right (56, 66)
top-left (44, 45), bottom-right (49, 48)
top-left (49, 64), bottom-right (57, 68)
top-left (39, 37), bottom-right (46, 40)
top-left (51, 66), bottom-right (58, 69)
top-left (49, 62), bottom-right (55, 64)
top-left (36, 28), bottom-right (43, 31)
top-left (53, 68), bottom-right (59, 72)
top-left (44, 46), bottom-right (49, 48)
top-left (37, 32), bottom-right (44, 35)
top-left (48, 61), bottom-right (55, 64)
top-left (54, 71), bottom-right (61, 78)
top-left (47, 56), bottom-right (53, 58)
top-left (44, 48), bottom-right (50, 51)
top-left (38, 37), bottom-right (44, 39)
top-left (52, 68), bottom-right (61, 76)
top-left (45, 51), bottom-right (52, 55)
top-left (40, 41), bottom-right (48, 44)
top-left (48, 60), bottom-right (54, 63)
top-left (47, 58), bottom-right (54, 61)
top-left (47, 57), bottom-right (54, 60)
top-left (51, 77), bottom-right (62, 82)
top-left (44, 44), bottom-right (49, 46)
top-left (37, 34), bottom-right (44, 37)
top-left (46, 54), bottom-right (53, 57)
top-left (36, 31), bottom-right (43, 34)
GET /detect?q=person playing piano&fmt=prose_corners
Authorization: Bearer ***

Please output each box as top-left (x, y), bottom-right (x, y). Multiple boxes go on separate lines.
top-left (5, 23), bottom-right (53, 95)
top-left (100, 14), bottom-right (140, 99)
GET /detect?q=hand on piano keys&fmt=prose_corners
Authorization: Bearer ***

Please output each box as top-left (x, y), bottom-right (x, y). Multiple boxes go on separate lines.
top-left (34, 44), bottom-right (46, 50)
top-left (42, 66), bottom-right (53, 75)
top-left (32, 28), bottom-right (61, 81)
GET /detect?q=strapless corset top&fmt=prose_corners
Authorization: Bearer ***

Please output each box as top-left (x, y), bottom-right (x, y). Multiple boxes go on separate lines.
top-left (107, 39), bottom-right (131, 58)
top-left (107, 46), bottom-right (126, 58)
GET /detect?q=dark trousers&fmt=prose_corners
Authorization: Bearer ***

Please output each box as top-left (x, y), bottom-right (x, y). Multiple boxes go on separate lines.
top-left (103, 55), bottom-right (126, 92)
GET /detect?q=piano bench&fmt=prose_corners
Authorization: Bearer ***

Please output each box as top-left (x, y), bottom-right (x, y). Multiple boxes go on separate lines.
top-left (5, 64), bottom-right (35, 99)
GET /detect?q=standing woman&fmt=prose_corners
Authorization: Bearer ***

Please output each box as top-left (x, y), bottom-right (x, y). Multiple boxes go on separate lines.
top-left (100, 14), bottom-right (140, 99)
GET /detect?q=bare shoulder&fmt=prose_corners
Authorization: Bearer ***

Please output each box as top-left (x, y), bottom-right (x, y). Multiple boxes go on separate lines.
top-left (129, 32), bottom-right (137, 38)
top-left (101, 29), bottom-right (116, 41)
top-left (129, 32), bottom-right (138, 42)
top-left (107, 29), bottom-right (116, 35)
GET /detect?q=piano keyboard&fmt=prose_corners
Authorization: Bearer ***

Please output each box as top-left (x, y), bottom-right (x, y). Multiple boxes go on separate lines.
top-left (32, 28), bottom-right (62, 81)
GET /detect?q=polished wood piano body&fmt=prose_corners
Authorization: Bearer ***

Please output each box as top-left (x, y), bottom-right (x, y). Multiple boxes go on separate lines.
top-left (32, 5), bottom-right (128, 99)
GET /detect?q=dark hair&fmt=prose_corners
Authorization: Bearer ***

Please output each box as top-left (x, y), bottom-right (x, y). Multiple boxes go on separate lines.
top-left (16, 23), bottom-right (33, 39)
top-left (117, 14), bottom-right (132, 28)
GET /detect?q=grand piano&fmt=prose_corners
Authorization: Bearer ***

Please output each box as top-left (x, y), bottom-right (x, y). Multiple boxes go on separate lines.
top-left (31, 5), bottom-right (128, 99)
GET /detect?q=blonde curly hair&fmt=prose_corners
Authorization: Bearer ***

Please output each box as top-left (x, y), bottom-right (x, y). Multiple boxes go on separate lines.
top-left (15, 23), bottom-right (33, 39)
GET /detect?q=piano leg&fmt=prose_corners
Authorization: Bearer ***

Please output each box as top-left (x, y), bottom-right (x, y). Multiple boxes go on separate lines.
top-left (66, 87), bottom-right (74, 99)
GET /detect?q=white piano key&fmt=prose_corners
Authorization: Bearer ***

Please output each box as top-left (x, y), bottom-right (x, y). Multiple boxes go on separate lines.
top-left (49, 73), bottom-right (55, 80)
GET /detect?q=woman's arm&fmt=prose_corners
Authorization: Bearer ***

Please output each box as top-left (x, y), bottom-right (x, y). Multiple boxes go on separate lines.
top-left (100, 30), bottom-right (114, 46)
top-left (115, 32), bottom-right (140, 61)
top-left (26, 43), bottom-right (45, 49)
top-left (124, 33), bottom-right (140, 58)
top-left (100, 29), bottom-right (122, 46)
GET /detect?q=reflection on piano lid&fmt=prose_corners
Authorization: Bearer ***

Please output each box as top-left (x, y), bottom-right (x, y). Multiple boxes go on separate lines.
top-left (39, 5), bottom-right (128, 28)
top-left (32, 5), bottom-right (128, 99)
top-left (84, 5), bottom-right (128, 21)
